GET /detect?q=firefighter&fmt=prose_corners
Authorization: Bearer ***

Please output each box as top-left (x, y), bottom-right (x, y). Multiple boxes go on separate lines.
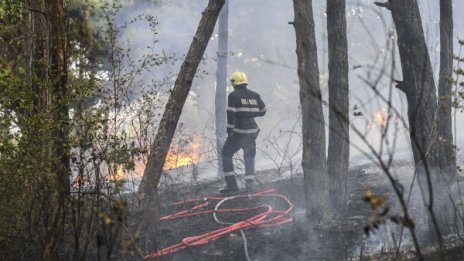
top-left (220, 71), bottom-right (266, 194)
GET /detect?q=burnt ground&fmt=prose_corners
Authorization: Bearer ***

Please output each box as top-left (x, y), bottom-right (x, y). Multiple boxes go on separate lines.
top-left (129, 162), bottom-right (464, 261)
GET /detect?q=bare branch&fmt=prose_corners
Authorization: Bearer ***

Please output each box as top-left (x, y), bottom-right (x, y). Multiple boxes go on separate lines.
top-left (394, 80), bottom-right (406, 93)
top-left (25, 5), bottom-right (47, 16)
top-left (374, 2), bottom-right (391, 10)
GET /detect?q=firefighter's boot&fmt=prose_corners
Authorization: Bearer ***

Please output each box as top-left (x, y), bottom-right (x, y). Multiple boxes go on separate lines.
top-left (219, 175), bottom-right (239, 194)
top-left (245, 176), bottom-right (254, 193)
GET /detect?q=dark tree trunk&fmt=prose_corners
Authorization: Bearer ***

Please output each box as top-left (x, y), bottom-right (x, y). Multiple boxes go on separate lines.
top-left (49, 0), bottom-right (70, 195)
top-left (381, 0), bottom-right (445, 184)
top-left (326, 0), bottom-right (350, 219)
top-left (292, 0), bottom-right (329, 224)
top-left (437, 0), bottom-right (455, 178)
top-left (30, 0), bottom-right (48, 113)
top-left (392, 1), bottom-right (440, 169)
top-left (376, 0), bottom-right (446, 254)
top-left (43, 0), bottom-right (70, 259)
top-left (139, 0), bottom-right (225, 252)
top-left (215, 0), bottom-right (228, 177)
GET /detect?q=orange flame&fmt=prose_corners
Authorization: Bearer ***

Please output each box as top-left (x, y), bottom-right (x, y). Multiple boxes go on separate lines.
top-left (113, 160), bottom-right (147, 181)
top-left (375, 111), bottom-right (389, 126)
top-left (368, 110), bottom-right (390, 129)
top-left (107, 135), bottom-right (203, 181)
top-left (163, 136), bottom-right (202, 170)
top-left (113, 166), bottom-right (127, 181)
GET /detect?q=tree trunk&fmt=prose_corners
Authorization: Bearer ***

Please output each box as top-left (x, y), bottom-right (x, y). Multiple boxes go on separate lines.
top-left (326, 0), bottom-right (350, 219)
top-left (292, 0), bottom-right (329, 224)
top-left (49, 0), bottom-right (70, 195)
top-left (377, 0), bottom-right (446, 253)
top-left (215, 0), bottom-right (228, 177)
top-left (385, 0), bottom-right (443, 182)
top-left (30, 0), bottom-right (48, 113)
top-left (44, 0), bottom-right (70, 259)
top-left (437, 0), bottom-right (455, 178)
top-left (139, 0), bottom-right (225, 252)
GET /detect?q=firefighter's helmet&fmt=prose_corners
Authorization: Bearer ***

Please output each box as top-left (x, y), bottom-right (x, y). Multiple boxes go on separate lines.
top-left (230, 71), bottom-right (248, 86)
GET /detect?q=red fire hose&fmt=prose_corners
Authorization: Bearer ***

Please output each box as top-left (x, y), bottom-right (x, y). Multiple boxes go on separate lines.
top-left (144, 189), bottom-right (294, 260)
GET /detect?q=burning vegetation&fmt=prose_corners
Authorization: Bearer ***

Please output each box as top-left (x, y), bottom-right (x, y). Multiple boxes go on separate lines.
top-left (368, 110), bottom-right (390, 129)
top-left (109, 134), bottom-right (204, 182)
top-left (163, 134), bottom-right (203, 170)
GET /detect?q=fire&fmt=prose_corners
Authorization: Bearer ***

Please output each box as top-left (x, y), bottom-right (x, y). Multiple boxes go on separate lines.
top-left (368, 110), bottom-right (390, 129)
top-left (376, 111), bottom-right (389, 126)
top-left (114, 165), bottom-right (127, 181)
top-left (107, 135), bottom-right (203, 182)
top-left (110, 160), bottom-right (147, 182)
top-left (163, 136), bottom-right (202, 170)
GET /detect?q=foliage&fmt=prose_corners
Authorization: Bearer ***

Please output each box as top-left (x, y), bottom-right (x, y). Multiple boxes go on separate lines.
top-left (0, 0), bottom-right (170, 259)
top-left (0, 0), bottom-right (22, 24)
top-left (454, 39), bottom-right (464, 110)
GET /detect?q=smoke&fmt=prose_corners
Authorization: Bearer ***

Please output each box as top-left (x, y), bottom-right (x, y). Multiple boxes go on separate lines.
top-left (86, 0), bottom-right (464, 257)
top-left (362, 221), bottom-right (412, 254)
top-left (102, 0), bottom-right (464, 175)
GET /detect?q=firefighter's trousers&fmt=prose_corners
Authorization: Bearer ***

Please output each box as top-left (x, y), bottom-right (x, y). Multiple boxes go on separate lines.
top-left (221, 132), bottom-right (258, 188)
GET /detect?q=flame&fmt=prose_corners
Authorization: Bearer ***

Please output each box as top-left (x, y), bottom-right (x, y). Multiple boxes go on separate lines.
top-left (110, 160), bottom-right (147, 181)
top-left (163, 136), bottom-right (202, 170)
top-left (107, 135), bottom-right (203, 182)
top-left (376, 111), bottom-right (389, 126)
top-left (368, 110), bottom-right (390, 129)
top-left (114, 166), bottom-right (126, 181)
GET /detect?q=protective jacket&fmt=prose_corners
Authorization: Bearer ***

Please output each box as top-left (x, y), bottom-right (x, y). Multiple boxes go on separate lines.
top-left (226, 85), bottom-right (266, 134)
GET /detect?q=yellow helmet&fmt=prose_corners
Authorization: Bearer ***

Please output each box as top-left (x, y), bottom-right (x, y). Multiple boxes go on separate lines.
top-left (230, 71), bottom-right (248, 86)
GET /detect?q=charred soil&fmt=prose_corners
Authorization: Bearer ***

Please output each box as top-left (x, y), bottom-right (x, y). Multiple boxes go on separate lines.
top-left (127, 162), bottom-right (464, 261)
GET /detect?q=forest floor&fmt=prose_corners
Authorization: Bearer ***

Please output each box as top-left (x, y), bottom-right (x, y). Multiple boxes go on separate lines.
top-left (132, 160), bottom-right (464, 261)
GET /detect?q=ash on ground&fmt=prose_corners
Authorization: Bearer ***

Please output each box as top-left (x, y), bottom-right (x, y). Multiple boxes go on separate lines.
top-left (127, 161), bottom-right (464, 261)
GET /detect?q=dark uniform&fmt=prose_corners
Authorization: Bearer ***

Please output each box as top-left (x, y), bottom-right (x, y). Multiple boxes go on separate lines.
top-left (221, 83), bottom-right (266, 193)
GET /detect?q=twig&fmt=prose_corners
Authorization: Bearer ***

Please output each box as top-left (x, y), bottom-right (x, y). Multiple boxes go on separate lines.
top-left (374, 2), bottom-right (391, 10)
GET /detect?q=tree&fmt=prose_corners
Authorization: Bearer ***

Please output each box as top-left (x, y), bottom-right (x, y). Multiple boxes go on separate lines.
top-left (0, 0), bottom-right (70, 258)
top-left (375, 0), bottom-right (451, 253)
top-left (44, 0), bottom-right (70, 258)
top-left (437, 0), bottom-right (455, 178)
top-left (30, 0), bottom-right (49, 113)
top-left (292, 0), bottom-right (329, 224)
top-left (326, 0), bottom-right (350, 219)
top-left (377, 0), bottom-right (444, 175)
top-left (215, 0), bottom-right (228, 177)
top-left (139, 0), bottom-right (225, 251)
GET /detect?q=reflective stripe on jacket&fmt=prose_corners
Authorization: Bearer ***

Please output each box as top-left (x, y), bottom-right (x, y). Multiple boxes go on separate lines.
top-left (226, 85), bottom-right (266, 134)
